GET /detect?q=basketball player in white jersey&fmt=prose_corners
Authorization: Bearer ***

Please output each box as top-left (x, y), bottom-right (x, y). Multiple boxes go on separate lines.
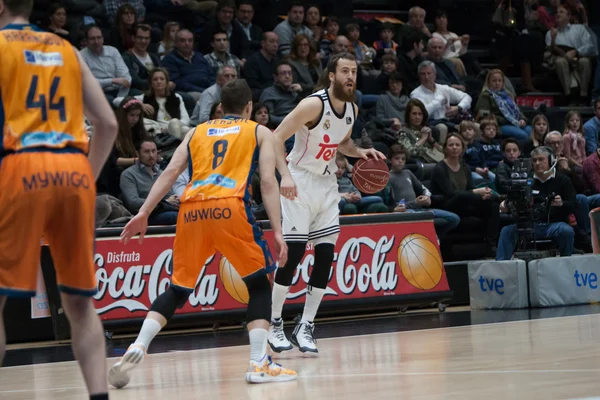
top-left (268, 52), bottom-right (385, 354)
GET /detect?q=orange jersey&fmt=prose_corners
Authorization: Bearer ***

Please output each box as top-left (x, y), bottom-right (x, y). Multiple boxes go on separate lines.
top-left (0, 24), bottom-right (88, 156)
top-left (182, 116), bottom-right (259, 203)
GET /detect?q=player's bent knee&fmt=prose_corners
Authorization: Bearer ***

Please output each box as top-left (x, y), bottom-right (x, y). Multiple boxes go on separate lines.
top-left (150, 286), bottom-right (190, 320)
top-left (308, 243), bottom-right (336, 289)
top-left (244, 274), bottom-right (271, 323)
top-left (274, 242), bottom-right (307, 286)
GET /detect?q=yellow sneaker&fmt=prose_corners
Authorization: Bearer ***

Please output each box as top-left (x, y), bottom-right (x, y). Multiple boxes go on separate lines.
top-left (108, 343), bottom-right (146, 389)
top-left (245, 356), bottom-right (298, 383)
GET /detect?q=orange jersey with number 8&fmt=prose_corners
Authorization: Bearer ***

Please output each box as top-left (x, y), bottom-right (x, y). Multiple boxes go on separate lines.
top-left (0, 24), bottom-right (88, 155)
top-left (183, 117), bottom-right (259, 203)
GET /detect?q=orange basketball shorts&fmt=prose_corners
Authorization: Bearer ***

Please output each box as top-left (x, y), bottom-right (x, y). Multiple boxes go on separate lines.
top-left (0, 151), bottom-right (97, 297)
top-left (172, 198), bottom-right (276, 291)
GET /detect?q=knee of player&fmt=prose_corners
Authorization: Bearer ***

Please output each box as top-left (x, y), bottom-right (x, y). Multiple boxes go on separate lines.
top-left (244, 274), bottom-right (272, 323)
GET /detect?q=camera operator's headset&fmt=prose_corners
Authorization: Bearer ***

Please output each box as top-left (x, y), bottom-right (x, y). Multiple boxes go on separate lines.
top-left (539, 146), bottom-right (558, 174)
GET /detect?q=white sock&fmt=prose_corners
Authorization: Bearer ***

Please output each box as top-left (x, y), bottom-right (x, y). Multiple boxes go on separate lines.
top-left (249, 328), bottom-right (268, 363)
top-left (133, 318), bottom-right (162, 349)
top-left (301, 286), bottom-right (326, 323)
top-left (271, 283), bottom-right (289, 320)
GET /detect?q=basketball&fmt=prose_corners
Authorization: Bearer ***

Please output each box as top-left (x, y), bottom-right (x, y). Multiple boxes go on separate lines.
top-left (219, 256), bottom-right (249, 304)
top-left (351, 158), bottom-right (390, 194)
top-left (398, 234), bottom-right (443, 290)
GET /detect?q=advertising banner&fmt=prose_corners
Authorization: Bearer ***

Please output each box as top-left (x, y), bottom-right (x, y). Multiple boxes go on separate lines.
top-left (91, 220), bottom-right (449, 321)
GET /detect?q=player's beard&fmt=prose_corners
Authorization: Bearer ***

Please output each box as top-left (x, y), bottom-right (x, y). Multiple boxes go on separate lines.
top-left (332, 78), bottom-right (356, 103)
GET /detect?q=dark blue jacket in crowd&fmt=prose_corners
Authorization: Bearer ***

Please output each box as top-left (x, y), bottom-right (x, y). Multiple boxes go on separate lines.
top-left (161, 50), bottom-right (216, 93)
top-left (464, 141), bottom-right (484, 171)
top-left (480, 139), bottom-right (503, 169)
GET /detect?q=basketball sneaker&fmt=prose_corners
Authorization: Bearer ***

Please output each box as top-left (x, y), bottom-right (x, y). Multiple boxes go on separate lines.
top-left (290, 321), bottom-right (318, 353)
top-left (108, 343), bottom-right (146, 389)
top-left (268, 318), bottom-right (293, 352)
top-left (245, 355), bottom-right (297, 383)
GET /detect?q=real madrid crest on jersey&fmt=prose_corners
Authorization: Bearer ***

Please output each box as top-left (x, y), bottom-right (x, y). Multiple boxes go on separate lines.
top-left (323, 119), bottom-right (330, 130)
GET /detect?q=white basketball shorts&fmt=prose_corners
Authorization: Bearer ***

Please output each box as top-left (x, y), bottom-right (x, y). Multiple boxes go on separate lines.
top-left (281, 168), bottom-right (340, 245)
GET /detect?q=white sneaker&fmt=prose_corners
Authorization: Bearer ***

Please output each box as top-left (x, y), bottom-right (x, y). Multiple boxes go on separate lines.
top-left (245, 355), bottom-right (297, 383)
top-left (290, 321), bottom-right (318, 354)
top-left (108, 343), bottom-right (146, 389)
top-left (268, 318), bottom-right (293, 353)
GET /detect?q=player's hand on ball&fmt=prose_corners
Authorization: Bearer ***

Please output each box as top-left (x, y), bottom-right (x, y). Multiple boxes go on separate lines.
top-left (280, 174), bottom-right (298, 200)
top-left (360, 148), bottom-right (386, 161)
top-left (273, 232), bottom-right (288, 266)
top-left (120, 212), bottom-right (149, 245)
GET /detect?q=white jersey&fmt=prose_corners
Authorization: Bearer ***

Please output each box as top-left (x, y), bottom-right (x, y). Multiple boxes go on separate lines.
top-left (286, 89), bottom-right (356, 176)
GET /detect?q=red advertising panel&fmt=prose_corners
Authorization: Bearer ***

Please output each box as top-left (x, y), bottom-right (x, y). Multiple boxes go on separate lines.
top-left (93, 220), bottom-right (449, 321)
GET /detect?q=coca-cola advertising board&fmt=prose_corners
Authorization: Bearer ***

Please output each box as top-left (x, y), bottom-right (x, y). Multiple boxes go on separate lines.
top-left (91, 220), bottom-right (449, 321)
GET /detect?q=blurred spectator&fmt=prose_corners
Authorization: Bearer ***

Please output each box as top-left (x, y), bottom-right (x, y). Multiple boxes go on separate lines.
top-left (432, 9), bottom-right (481, 76)
top-left (179, 0), bottom-right (218, 13)
top-left (122, 25), bottom-right (162, 92)
top-left (430, 133), bottom-right (500, 250)
top-left (161, 29), bottom-right (216, 101)
top-left (545, 5), bottom-right (596, 105)
top-left (426, 37), bottom-right (467, 91)
top-left (387, 145), bottom-right (460, 237)
top-left (584, 99), bottom-right (600, 155)
top-left (304, 5), bottom-right (323, 45)
top-left (45, 3), bottom-right (71, 42)
top-left (116, 68), bottom-right (191, 138)
top-left (460, 120), bottom-right (492, 185)
top-left (583, 145), bottom-right (600, 194)
top-left (251, 103), bottom-right (270, 127)
top-left (372, 54), bottom-right (398, 94)
top-left (411, 61), bottom-right (472, 138)
top-left (120, 138), bottom-right (180, 226)
top-left (346, 23), bottom-right (368, 63)
top-left (274, 1), bottom-right (313, 57)
top-left (244, 32), bottom-right (280, 102)
top-left (562, 110), bottom-right (585, 174)
top-left (478, 117), bottom-right (503, 176)
top-left (320, 17), bottom-right (340, 57)
top-left (496, 146), bottom-right (576, 260)
top-left (396, 98), bottom-right (444, 163)
top-left (336, 154), bottom-right (387, 214)
top-left (107, 4), bottom-right (136, 52)
top-left (396, 31), bottom-right (425, 93)
top-left (407, 6), bottom-right (433, 42)
top-left (158, 22), bottom-right (180, 58)
top-left (80, 25), bottom-right (134, 104)
top-left (199, 0), bottom-right (249, 59)
top-left (563, 0), bottom-right (587, 25)
top-left (524, 113), bottom-right (550, 154)
top-left (372, 23), bottom-right (398, 63)
top-left (537, 0), bottom-right (559, 29)
top-left (190, 66), bottom-right (237, 125)
top-left (476, 69), bottom-right (531, 141)
top-left (115, 97), bottom-right (147, 169)
top-left (494, 138), bottom-right (522, 194)
top-left (210, 102), bottom-right (224, 120)
top-left (205, 31), bottom-right (243, 75)
top-left (493, 0), bottom-right (543, 92)
top-left (104, 0), bottom-right (145, 26)
top-left (375, 72), bottom-right (409, 127)
top-left (259, 61), bottom-right (302, 128)
top-left (234, 0), bottom-right (263, 53)
top-left (288, 34), bottom-right (323, 98)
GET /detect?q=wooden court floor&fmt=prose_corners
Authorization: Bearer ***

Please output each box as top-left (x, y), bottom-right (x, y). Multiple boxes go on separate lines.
top-left (3, 314), bottom-right (600, 399)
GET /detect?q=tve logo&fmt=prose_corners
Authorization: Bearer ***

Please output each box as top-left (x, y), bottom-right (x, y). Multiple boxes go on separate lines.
top-left (478, 276), bottom-right (504, 294)
top-left (574, 270), bottom-right (598, 289)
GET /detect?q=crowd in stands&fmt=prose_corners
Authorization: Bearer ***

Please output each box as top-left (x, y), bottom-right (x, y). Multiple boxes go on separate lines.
top-left (34, 0), bottom-right (600, 261)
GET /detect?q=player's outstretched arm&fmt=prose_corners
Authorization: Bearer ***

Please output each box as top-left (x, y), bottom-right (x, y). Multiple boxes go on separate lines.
top-left (273, 96), bottom-right (322, 199)
top-left (78, 52), bottom-right (118, 179)
top-left (121, 129), bottom-right (193, 244)
top-left (338, 104), bottom-right (386, 160)
top-left (257, 126), bottom-right (288, 265)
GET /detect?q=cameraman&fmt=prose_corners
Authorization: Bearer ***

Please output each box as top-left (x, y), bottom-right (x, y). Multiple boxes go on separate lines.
top-left (496, 146), bottom-right (576, 260)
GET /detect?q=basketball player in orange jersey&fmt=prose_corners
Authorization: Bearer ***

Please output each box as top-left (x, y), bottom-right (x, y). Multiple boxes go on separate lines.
top-left (109, 79), bottom-right (297, 388)
top-left (267, 53), bottom-right (385, 354)
top-left (0, 1), bottom-right (118, 399)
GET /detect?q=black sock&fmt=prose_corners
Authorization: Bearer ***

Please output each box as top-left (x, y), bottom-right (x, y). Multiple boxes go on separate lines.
top-left (90, 394), bottom-right (109, 400)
